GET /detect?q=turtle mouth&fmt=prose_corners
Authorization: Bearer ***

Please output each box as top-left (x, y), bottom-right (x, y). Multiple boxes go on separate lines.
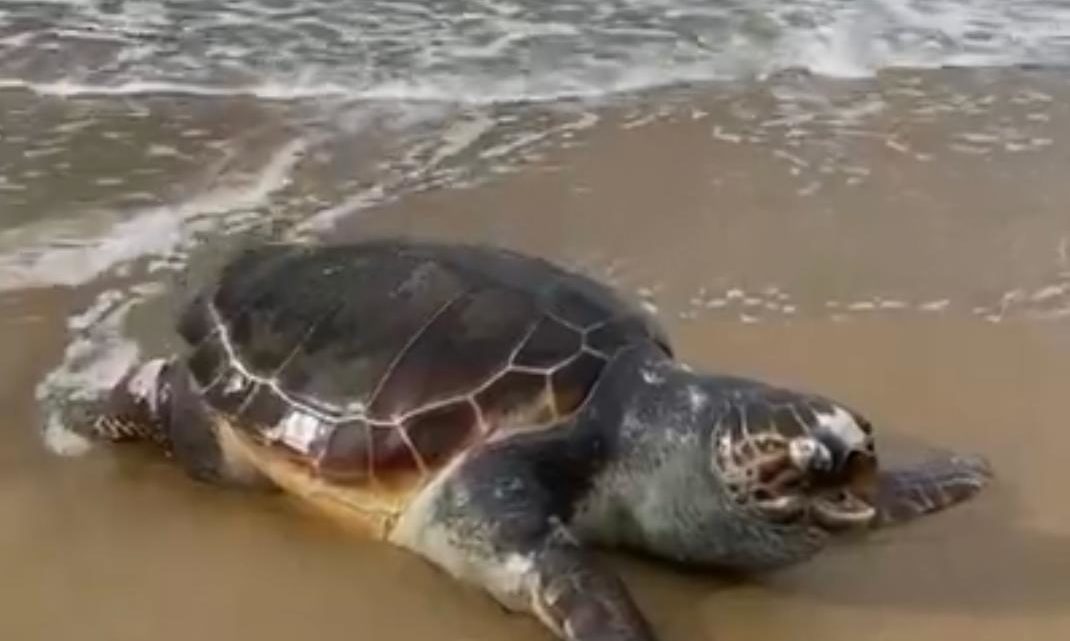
top-left (808, 488), bottom-right (877, 529)
top-left (752, 487), bottom-right (876, 529)
top-left (749, 442), bottom-right (880, 530)
top-left (807, 448), bottom-right (880, 530)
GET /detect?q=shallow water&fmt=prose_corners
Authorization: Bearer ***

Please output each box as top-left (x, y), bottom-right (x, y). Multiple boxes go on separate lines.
top-left (6, 0), bottom-right (1070, 100)
top-left (1, 1), bottom-right (1069, 639)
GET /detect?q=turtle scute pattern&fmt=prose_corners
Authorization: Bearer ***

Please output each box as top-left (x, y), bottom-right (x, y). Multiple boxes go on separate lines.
top-left (176, 241), bottom-right (669, 489)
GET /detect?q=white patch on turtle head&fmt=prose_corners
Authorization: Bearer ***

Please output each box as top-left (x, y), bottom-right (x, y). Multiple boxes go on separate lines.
top-left (788, 436), bottom-right (833, 472)
top-left (266, 409), bottom-right (326, 454)
top-left (640, 367), bottom-right (665, 385)
top-left (813, 405), bottom-right (869, 450)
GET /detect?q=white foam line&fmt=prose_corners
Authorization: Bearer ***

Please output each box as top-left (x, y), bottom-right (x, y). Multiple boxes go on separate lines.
top-left (919, 299), bottom-right (951, 312)
top-left (422, 112), bottom-right (497, 171)
top-left (287, 183), bottom-right (390, 239)
top-left (0, 210), bottom-right (180, 291)
top-left (479, 129), bottom-right (551, 160)
top-left (1031, 283), bottom-right (1069, 302)
top-left (0, 63), bottom-right (732, 105)
top-left (0, 78), bottom-right (355, 101)
top-left (0, 137), bottom-right (307, 292)
top-left (290, 112), bottom-right (506, 237)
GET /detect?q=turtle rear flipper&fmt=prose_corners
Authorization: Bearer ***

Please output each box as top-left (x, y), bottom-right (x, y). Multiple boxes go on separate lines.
top-left (873, 453), bottom-right (993, 527)
top-left (92, 357), bottom-right (274, 490)
top-left (90, 358), bottom-right (175, 446)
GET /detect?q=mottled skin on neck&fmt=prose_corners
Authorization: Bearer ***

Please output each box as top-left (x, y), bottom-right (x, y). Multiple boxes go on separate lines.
top-left (570, 344), bottom-right (850, 570)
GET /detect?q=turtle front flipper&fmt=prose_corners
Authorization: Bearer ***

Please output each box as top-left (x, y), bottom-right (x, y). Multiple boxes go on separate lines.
top-left (525, 527), bottom-right (656, 641)
top-left (390, 446), bottom-right (657, 641)
top-left (872, 453), bottom-right (993, 527)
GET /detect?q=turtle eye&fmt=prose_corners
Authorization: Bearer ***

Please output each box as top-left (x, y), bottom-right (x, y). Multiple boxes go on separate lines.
top-left (788, 436), bottom-right (833, 472)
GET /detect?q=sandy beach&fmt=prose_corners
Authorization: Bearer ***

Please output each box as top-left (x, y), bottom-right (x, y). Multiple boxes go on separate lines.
top-left (2, 66), bottom-right (1070, 641)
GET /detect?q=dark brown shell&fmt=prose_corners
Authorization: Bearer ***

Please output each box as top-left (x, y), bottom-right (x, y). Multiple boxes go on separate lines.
top-left (177, 239), bottom-right (671, 487)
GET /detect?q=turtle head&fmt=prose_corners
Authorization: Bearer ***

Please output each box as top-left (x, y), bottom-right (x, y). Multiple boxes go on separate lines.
top-left (710, 393), bottom-right (880, 532)
top-left (88, 358), bottom-right (175, 449)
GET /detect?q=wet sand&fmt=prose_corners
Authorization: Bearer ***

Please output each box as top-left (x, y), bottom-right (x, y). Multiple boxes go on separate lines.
top-left (3, 70), bottom-right (1070, 640)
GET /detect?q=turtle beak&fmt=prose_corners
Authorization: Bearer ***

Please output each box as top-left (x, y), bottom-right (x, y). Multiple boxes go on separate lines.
top-left (810, 488), bottom-right (877, 529)
top-left (753, 493), bottom-right (808, 524)
top-left (788, 437), bottom-right (880, 530)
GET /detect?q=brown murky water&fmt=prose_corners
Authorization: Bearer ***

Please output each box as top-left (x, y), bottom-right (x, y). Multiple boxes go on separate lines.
top-left (3, 71), bottom-right (1070, 640)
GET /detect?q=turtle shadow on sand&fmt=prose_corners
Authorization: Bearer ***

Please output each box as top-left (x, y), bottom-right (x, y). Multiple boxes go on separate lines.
top-left (758, 473), bottom-right (1070, 616)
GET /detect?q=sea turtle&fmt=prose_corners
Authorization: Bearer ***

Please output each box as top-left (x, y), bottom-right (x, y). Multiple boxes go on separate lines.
top-left (89, 239), bottom-right (991, 641)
